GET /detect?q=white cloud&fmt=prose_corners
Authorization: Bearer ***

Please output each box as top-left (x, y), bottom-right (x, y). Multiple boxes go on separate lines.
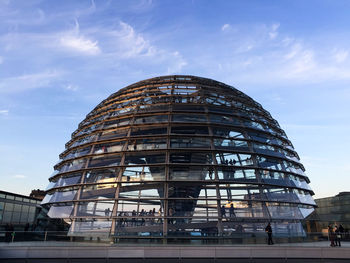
top-left (110, 21), bottom-right (156, 58)
top-left (102, 21), bottom-right (187, 73)
top-left (13, 174), bottom-right (26, 179)
top-left (284, 43), bottom-right (302, 60)
top-left (64, 84), bottom-right (79, 91)
top-left (288, 49), bottom-right (315, 76)
top-left (269, 23), bottom-right (280, 39)
top-left (333, 49), bottom-right (348, 63)
top-left (60, 35), bottom-right (100, 55)
top-left (0, 70), bottom-right (62, 93)
top-left (0, 56), bottom-right (3, 64)
top-left (0, 109), bottom-right (9, 115)
top-left (58, 18), bottom-right (101, 55)
top-left (221, 24), bottom-right (230, 31)
top-left (166, 51), bottom-right (187, 74)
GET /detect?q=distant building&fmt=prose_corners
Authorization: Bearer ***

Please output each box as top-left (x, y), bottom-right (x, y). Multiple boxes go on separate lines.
top-left (29, 189), bottom-right (46, 200)
top-left (0, 190), bottom-right (41, 230)
top-left (306, 192), bottom-right (350, 233)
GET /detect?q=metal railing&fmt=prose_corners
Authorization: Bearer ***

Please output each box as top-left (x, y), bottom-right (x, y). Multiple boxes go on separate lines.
top-left (1, 231), bottom-right (349, 246)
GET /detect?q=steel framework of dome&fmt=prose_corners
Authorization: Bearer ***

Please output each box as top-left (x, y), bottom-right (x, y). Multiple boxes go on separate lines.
top-left (42, 75), bottom-right (316, 242)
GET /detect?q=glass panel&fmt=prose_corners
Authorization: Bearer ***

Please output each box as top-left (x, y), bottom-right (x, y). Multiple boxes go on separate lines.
top-left (212, 127), bottom-right (245, 138)
top-left (88, 154), bottom-right (122, 168)
top-left (41, 193), bottom-right (53, 204)
top-left (134, 115), bottom-right (168, 124)
top-left (99, 128), bottom-right (128, 141)
top-left (58, 158), bottom-right (87, 173)
top-left (80, 184), bottom-right (116, 200)
top-left (171, 126), bottom-right (209, 135)
top-left (84, 168), bottom-right (119, 183)
top-left (119, 185), bottom-right (163, 199)
top-left (77, 123), bottom-right (102, 136)
top-left (71, 134), bottom-right (99, 148)
top-left (209, 114), bottom-right (241, 125)
top-left (172, 104), bottom-right (205, 112)
top-left (169, 166), bottom-right (215, 180)
top-left (170, 137), bottom-right (211, 148)
top-left (55, 173), bottom-right (82, 187)
top-left (130, 126), bottom-right (167, 136)
top-left (76, 201), bottom-right (114, 217)
top-left (13, 204), bottom-right (22, 212)
top-left (45, 181), bottom-right (57, 191)
top-left (243, 120), bottom-right (265, 130)
top-left (263, 188), bottom-right (299, 203)
top-left (216, 153), bottom-right (253, 166)
top-left (63, 146), bottom-right (92, 160)
top-left (257, 156), bottom-right (283, 170)
top-left (115, 200), bottom-right (162, 218)
top-left (266, 203), bottom-right (303, 219)
top-left (125, 153), bottom-right (166, 165)
top-left (2, 211), bottom-right (12, 222)
top-left (48, 205), bottom-right (74, 218)
top-left (172, 114), bottom-right (206, 123)
top-left (103, 117), bottom-right (131, 129)
top-left (70, 219), bottom-right (112, 233)
top-left (127, 138), bottom-right (167, 151)
top-left (247, 132), bottom-right (281, 145)
top-left (49, 189), bottom-right (78, 203)
top-left (170, 152), bottom-right (213, 164)
top-left (122, 166), bottom-right (165, 182)
top-left (138, 104), bottom-right (170, 113)
top-left (217, 168), bottom-right (256, 180)
top-left (93, 141), bottom-right (125, 154)
top-left (11, 212), bottom-right (21, 223)
top-left (214, 138), bottom-right (249, 150)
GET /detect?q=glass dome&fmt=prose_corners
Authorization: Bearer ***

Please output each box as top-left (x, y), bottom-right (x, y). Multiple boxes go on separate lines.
top-left (43, 75), bottom-right (315, 242)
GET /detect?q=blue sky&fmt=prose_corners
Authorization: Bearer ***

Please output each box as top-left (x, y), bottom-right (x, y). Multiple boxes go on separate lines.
top-left (0, 0), bottom-right (350, 198)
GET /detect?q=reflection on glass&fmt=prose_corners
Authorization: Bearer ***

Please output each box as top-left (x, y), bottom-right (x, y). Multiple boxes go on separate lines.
top-left (80, 184), bottom-right (116, 200)
top-left (127, 138), bottom-right (166, 151)
top-left (84, 168), bottom-right (119, 184)
top-left (122, 166), bottom-right (165, 181)
top-left (48, 205), bottom-right (73, 218)
top-left (170, 137), bottom-right (211, 148)
top-left (169, 166), bottom-right (214, 180)
top-left (76, 201), bottom-right (114, 217)
top-left (88, 154), bottom-right (121, 168)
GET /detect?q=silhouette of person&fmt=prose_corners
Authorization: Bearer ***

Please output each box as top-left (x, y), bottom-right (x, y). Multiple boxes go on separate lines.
top-left (221, 205), bottom-right (226, 219)
top-left (265, 223), bottom-right (273, 245)
top-left (229, 204), bottom-right (235, 218)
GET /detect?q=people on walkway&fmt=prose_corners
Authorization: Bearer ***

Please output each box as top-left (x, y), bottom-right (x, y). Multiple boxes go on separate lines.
top-left (265, 223), bottom-right (274, 245)
top-left (335, 225), bottom-right (341, 247)
top-left (229, 203), bottom-right (235, 218)
top-left (328, 224), bottom-right (335, 247)
top-left (221, 205), bottom-right (226, 220)
top-left (339, 224), bottom-right (345, 238)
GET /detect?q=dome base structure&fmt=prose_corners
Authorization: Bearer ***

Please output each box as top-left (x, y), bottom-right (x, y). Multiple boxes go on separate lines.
top-left (42, 75), bottom-right (316, 243)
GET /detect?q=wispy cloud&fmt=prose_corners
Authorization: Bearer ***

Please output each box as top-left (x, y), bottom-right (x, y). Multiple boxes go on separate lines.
top-left (333, 49), bottom-right (348, 63)
top-left (0, 56), bottom-right (3, 64)
top-left (64, 84), bottom-right (79, 91)
top-left (109, 21), bottom-right (156, 58)
top-left (0, 70), bottom-right (62, 93)
top-left (59, 19), bottom-right (101, 55)
top-left (60, 35), bottom-right (100, 55)
top-left (0, 109), bottom-right (9, 115)
top-left (221, 24), bottom-right (230, 31)
top-left (13, 174), bottom-right (26, 179)
top-left (212, 23), bottom-right (350, 84)
top-left (269, 23), bottom-right (280, 39)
